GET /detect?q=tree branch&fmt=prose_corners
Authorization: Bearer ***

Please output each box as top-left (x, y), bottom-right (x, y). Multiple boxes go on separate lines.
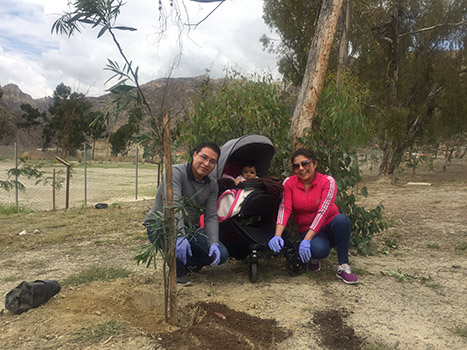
top-left (399, 19), bottom-right (467, 37)
top-left (184, 0), bottom-right (225, 30)
top-left (107, 27), bottom-right (153, 116)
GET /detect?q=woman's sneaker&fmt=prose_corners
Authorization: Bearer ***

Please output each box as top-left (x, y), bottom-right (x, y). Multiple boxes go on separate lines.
top-left (308, 259), bottom-right (321, 272)
top-left (336, 264), bottom-right (358, 284)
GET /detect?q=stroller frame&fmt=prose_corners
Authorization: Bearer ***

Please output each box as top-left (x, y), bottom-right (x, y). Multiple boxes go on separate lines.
top-left (214, 135), bottom-right (281, 282)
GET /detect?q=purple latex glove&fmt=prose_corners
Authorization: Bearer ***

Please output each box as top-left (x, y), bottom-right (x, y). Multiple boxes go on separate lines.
top-left (175, 237), bottom-right (192, 265)
top-left (208, 244), bottom-right (221, 266)
top-left (299, 239), bottom-right (311, 263)
top-left (268, 236), bottom-right (284, 253)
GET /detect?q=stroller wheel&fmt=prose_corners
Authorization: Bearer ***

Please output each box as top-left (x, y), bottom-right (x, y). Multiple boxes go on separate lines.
top-left (249, 262), bottom-right (258, 283)
top-left (284, 248), bottom-right (306, 276)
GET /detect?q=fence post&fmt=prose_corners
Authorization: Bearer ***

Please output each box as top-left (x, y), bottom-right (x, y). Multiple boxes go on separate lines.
top-left (53, 169), bottom-right (56, 211)
top-left (83, 144), bottom-right (87, 207)
top-left (135, 146), bottom-right (138, 200)
top-left (14, 142), bottom-right (18, 212)
top-left (56, 157), bottom-right (71, 209)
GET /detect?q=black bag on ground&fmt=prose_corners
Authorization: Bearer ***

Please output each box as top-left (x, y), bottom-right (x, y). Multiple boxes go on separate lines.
top-left (5, 280), bottom-right (61, 314)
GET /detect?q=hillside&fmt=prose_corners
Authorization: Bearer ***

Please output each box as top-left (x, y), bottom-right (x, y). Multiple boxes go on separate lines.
top-left (0, 76), bottom-right (210, 149)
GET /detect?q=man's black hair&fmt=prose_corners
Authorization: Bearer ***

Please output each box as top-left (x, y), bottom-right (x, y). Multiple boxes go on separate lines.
top-left (191, 142), bottom-right (221, 159)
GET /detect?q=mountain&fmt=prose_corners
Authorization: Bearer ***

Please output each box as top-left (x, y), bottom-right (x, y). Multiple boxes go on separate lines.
top-left (0, 84), bottom-right (51, 147)
top-left (0, 76), bottom-right (210, 149)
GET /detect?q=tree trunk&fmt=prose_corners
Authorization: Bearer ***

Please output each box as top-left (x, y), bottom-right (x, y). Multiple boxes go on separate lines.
top-left (386, 83), bottom-right (443, 175)
top-left (163, 110), bottom-right (177, 325)
top-left (92, 139), bottom-right (96, 160)
top-left (460, 146), bottom-right (467, 159)
top-left (377, 4), bottom-right (403, 174)
top-left (291, 0), bottom-right (344, 149)
top-left (337, 0), bottom-right (350, 84)
top-left (378, 138), bottom-right (391, 176)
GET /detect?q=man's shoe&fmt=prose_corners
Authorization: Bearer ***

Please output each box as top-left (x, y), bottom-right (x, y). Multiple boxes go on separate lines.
top-left (187, 265), bottom-right (203, 273)
top-left (176, 274), bottom-right (192, 286)
top-left (308, 259), bottom-right (321, 272)
top-left (336, 264), bottom-right (358, 284)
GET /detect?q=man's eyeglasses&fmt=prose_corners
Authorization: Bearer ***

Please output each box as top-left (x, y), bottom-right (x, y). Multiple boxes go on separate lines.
top-left (292, 159), bottom-right (312, 170)
top-left (198, 153), bottom-right (218, 166)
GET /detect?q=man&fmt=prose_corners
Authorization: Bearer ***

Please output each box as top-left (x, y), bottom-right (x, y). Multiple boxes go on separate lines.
top-left (143, 141), bottom-right (229, 285)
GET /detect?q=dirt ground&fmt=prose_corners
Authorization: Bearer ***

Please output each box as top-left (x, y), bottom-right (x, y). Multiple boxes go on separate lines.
top-left (0, 159), bottom-right (466, 350)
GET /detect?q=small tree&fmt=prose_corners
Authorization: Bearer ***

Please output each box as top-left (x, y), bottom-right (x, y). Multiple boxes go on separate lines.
top-left (51, 0), bottom-right (210, 325)
top-left (0, 158), bottom-right (43, 193)
top-left (109, 123), bottom-right (138, 155)
top-left (17, 103), bottom-right (45, 138)
top-left (43, 83), bottom-right (93, 157)
top-left (87, 111), bottom-right (107, 159)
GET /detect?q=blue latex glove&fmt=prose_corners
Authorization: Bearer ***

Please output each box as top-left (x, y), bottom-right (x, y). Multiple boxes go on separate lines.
top-left (175, 237), bottom-right (192, 265)
top-left (299, 239), bottom-right (311, 263)
top-left (268, 236), bottom-right (284, 253)
top-left (208, 244), bottom-right (221, 266)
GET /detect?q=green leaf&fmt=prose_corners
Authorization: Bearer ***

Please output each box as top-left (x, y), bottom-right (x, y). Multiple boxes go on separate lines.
top-left (360, 186), bottom-right (368, 197)
top-left (97, 26), bottom-right (107, 38)
top-left (113, 26), bottom-right (137, 31)
top-left (79, 19), bottom-right (95, 25)
top-left (108, 83), bottom-right (135, 94)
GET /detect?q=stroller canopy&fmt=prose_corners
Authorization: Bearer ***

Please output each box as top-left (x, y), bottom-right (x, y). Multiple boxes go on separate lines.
top-left (213, 135), bottom-right (275, 178)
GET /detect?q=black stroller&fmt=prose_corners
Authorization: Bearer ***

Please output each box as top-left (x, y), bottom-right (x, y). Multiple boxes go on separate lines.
top-left (213, 135), bottom-right (282, 282)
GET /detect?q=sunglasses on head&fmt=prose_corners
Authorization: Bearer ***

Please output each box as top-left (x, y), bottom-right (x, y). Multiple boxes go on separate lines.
top-left (292, 159), bottom-right (313, 170)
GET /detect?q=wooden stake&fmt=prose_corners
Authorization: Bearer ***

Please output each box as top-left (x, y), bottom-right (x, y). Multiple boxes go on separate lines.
top-left (163, 110), bottom-right (177, 325)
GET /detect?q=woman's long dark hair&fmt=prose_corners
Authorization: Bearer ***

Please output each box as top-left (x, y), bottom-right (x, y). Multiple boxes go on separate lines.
top-left (290, 148), bottom-right (317, 164)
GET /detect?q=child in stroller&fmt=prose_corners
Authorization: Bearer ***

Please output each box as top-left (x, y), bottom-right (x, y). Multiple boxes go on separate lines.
top-left (213, 135), bottom-right (283, 282)
top-left (234, 160), bottom-right (259, 186)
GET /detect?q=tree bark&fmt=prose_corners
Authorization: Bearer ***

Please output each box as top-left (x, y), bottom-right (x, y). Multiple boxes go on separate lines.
top-left (378, 137), bottom-right (391, 176)
top-left (163, 110), bottom-right (177, 325)
top-left (291, 0), bottom-right (344, 149)
top-left (377, 3), bottom-right (403, 175)
top-left (337, 0), bottom-right (350, 84)
top-left (387, 83), bottom-right (443, 174)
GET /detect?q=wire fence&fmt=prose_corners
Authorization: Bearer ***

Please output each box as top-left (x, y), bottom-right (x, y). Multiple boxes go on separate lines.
top-left (0, 144), bottom-right (161, 212)
top-left (2, 142), bottom-right (461, 212)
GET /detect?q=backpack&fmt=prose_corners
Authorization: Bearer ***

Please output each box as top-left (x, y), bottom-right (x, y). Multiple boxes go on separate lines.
top-left (217, 188), bottom-right (255, 222)
top-left (5, 280), bottom-right (61, 314)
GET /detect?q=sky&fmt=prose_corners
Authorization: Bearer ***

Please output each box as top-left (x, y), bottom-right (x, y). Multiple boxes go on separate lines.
top-left (0, 0), bottom-right (279, 99)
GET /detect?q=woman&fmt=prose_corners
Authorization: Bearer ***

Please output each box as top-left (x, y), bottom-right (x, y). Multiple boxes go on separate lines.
top-left (268, 149), bottom-right (358, 284)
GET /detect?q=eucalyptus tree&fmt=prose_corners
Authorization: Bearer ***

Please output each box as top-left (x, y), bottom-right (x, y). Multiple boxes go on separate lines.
top-left (263, 0), bottom-right (467, 175)
top-left (360, 0), bottom-right (466, 175)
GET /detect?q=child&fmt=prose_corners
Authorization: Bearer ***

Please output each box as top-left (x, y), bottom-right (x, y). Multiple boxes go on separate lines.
top-left (235, 160), bottom-right (258, 185)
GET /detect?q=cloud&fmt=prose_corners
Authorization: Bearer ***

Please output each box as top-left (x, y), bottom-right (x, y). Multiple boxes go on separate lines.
top-left (0, 0), bottom-right (278, 99)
